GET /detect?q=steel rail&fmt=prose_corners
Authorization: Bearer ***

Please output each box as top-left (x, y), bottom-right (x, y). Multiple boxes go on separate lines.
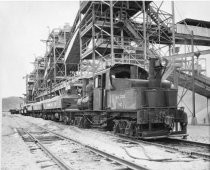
top-left (117, 134), bottom-right (210, 160)
top-left (16, 116), bottom-right (150, 170)
top-left (19, 128), bottom-right (73, 170)
top-left (167, 138), bottom-right (210, 147)
top-left (151, 137), bottom-right (210, 160)
top-left (18, 115), bottom-right (210, 161)
top-left (30, 123), bottom-right (150, 170)
top-left (17, 115), bottom-right (210, 161)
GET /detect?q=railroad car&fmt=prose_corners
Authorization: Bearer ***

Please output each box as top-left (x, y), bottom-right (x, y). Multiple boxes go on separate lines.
top-left (23, 59), bottom-right (188, 139)
top-left (9, 109), bottom-right (19, 114)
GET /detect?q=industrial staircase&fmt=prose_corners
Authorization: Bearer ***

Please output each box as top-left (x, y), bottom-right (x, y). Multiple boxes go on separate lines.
top-left (123, 19), bottom-right (143, 41)
top-left (146, 5), bottom-right (168, 29)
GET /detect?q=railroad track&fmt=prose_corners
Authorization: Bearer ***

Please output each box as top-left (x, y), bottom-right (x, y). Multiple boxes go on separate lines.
top-left (34, 116), bottom-right (210, 161)
top-left (116, 134), bottom-right (210, 160)
top-left (16, 115), bottom-right (210, 167)
top-left (147, 138), bottom-right (210, 159)
top-left (17, 128), bottom-right (72, 170)
top-left (15, 116), bottom-right (150, 170)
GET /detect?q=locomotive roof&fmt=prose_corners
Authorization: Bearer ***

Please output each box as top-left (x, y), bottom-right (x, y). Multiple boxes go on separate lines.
top-left (74, 63), bottom-right (148, 80)
top-left (95, 63), bottom-right (148, 76)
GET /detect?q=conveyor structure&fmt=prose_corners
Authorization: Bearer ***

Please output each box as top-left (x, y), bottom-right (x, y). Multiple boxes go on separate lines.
top-left (25, 1), bottom-right (210, 112)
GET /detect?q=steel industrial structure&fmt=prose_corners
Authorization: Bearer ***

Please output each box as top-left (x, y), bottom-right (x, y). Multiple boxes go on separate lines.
top-left (25, 1), bottom-right (210, 124)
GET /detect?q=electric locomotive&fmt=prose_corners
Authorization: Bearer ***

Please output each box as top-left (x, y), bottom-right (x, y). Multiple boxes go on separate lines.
top-left (22, 58), bottom-right (188, 139)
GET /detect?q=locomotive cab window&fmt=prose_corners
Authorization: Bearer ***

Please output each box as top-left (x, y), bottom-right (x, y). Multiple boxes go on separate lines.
top-left (115, 71), bottom-right (130, 78)
top-left (110, 64), bottom-right (148, 80)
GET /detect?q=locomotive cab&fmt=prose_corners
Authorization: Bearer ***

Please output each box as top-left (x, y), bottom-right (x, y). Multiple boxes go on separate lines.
top-left (90, 62), bottom-right (187, 139)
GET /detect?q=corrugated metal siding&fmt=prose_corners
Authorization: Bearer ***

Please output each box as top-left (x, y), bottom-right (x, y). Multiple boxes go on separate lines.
top-left (176, 24), bottom-right (210, 37)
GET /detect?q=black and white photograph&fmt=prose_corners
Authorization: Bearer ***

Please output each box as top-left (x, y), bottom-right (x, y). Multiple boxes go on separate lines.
top-left (1, 1), bottom-right (210, 169)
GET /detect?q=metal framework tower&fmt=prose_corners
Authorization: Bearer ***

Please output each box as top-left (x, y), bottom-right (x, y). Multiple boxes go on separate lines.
top-left (79, 1), bottom-right (174, 76)
top-left (32, 57), bottom-right (45, 99)
top-left (44, 25), bottom-right (71, 88)
top-left (25, 1), bottom-right (210, 123)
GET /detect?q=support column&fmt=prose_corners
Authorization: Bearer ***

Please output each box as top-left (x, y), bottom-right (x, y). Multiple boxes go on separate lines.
top-left (64, 62), bottom-right (67, 77)
top-left (169, 45), bottom-right (171, 56)
top-left (171, 1), bottom-right (178, 88)
top-left (92, 3), bottom-right (96, 76)
top-left (191, 31), bottom-right (197, 125)
top-left (79, 1), bottom-right (82, 77)
top-left (143, 1), bottom-right (147, 60)
top-left (121, 28), bottom-right (124, 61)
top-left (53, 31), bottom-right (56, 84)
top-left (64, 29), bottom-right (67, 78)
top-left (207, 98), bottom-right (210, 124)
top-left (110, 1), bottom-right (114, 65)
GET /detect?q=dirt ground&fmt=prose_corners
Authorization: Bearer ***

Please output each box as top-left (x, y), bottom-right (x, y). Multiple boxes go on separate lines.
top-left (1, 112), bottom-right (210, 170)
top-left (1, 112), bottom-right (40, 170)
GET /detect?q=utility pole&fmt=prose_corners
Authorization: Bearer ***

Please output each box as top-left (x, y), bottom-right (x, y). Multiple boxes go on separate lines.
top-left (191, 31), bottom-right (197, 125)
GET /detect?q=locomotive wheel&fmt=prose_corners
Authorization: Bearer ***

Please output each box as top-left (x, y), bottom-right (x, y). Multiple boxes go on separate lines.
top-left (42, 114), bottom-right (45, 120)
top-left (125, 121), bottom-right (135, 136)
top-left (43, 114), bottom-right (46, 120)
top-left (44, 114), bottom-right (48, 120)
top-left (78, 117), bottom-right (84, 128)
top-left (77, 116), bottom-right (91, 128)
top-left (69, 119), bottom-right (74, 125)
top-left (83, 117), bottom-right (91, 128)
top-left (64, 116), bottom-right (69, 125)
top-left (59, 115), bottom-right (63, 122)
top-left (106, 119), bottom-right (115, 131)
top-left (46, 114), bottom-right (51, 120)
top-left (54, 113), bottom-right (59, 122)
top-left (51, 114), bottom-right (56, 121)
top-left (119, 120), bottom-right (127, 134)
top-left (113, 120), bottom-right (120, 134)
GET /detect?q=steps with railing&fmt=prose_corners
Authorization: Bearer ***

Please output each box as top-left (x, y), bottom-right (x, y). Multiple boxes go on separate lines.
top-left (124, 19), bottom-right (144, 41)
top-left (146, 2), bottom-right (171, 31)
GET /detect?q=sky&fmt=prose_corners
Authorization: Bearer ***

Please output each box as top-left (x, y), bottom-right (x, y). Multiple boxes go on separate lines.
top-left (0, 1), bottom-right (210, 98)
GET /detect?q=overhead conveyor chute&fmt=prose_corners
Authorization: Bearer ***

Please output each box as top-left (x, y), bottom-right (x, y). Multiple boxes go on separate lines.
top-left (167, 70), bottom-right (210, 98)
top-left (162, 49), bottom-right (210, 81)
top-left (164, 50), bottom-right (210, 60)
top-left (161, 49), bottom-right (210, 98)
top-left (64, 29), bottom-right (80, 65)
